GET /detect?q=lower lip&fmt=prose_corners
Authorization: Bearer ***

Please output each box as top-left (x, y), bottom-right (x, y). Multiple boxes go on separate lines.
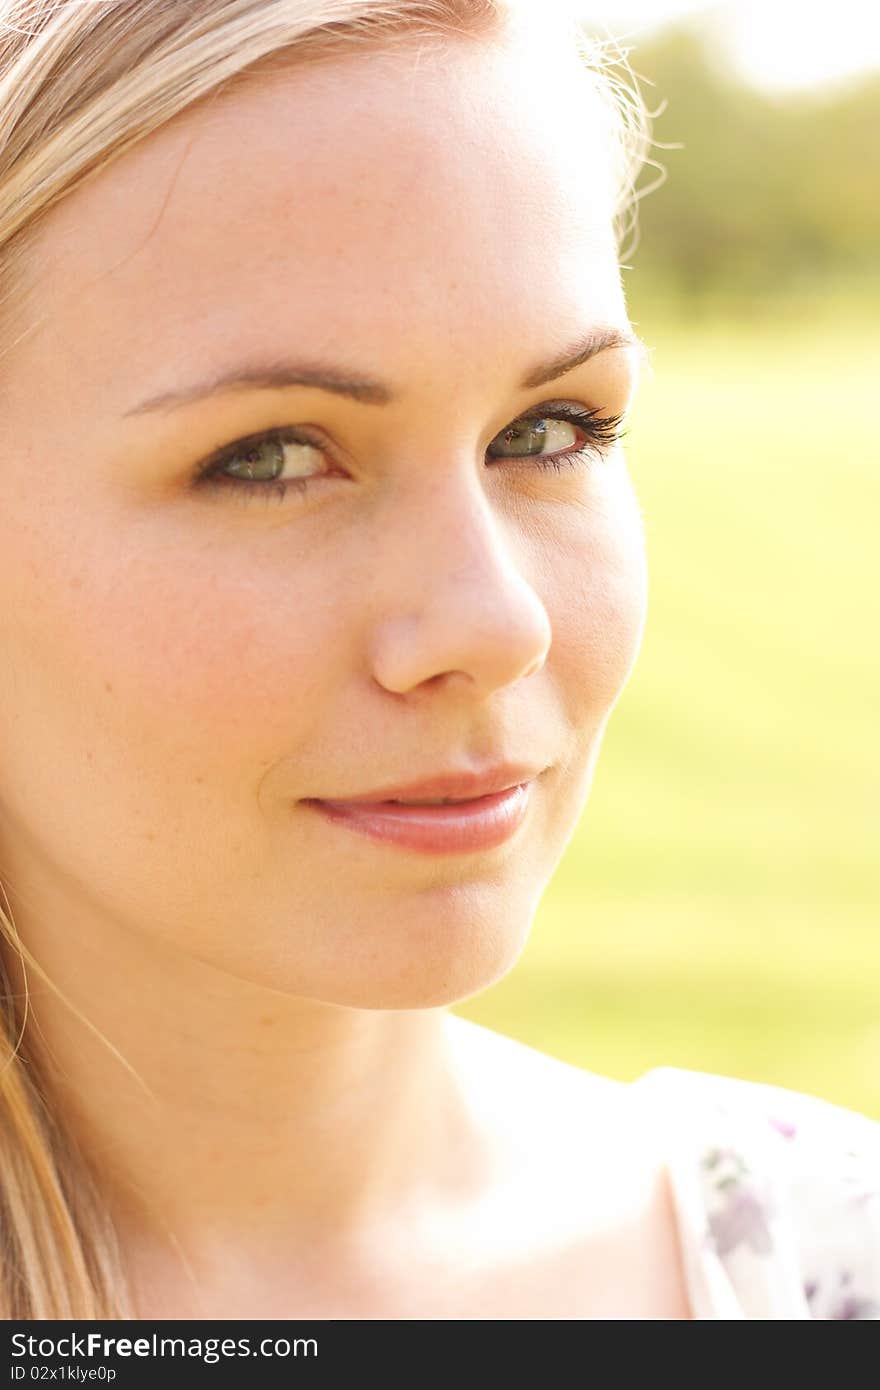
top-left (303, 782), bottom-right (534, 854)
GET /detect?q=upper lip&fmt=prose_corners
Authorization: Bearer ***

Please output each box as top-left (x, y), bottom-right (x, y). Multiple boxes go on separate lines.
top-left (311, 762), bottom-right (546, 804)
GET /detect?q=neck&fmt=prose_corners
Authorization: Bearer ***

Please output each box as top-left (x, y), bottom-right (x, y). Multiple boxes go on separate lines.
top-left (11, 908), bottom-right (495, 1268)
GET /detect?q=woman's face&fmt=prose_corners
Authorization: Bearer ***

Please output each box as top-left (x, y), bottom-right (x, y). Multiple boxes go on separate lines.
top-left (0, 27), bottom-right (646, 1009)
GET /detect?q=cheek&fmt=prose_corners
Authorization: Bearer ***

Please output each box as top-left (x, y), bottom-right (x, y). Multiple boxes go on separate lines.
top-left (0, 508), bottom-right (340, 833)
top-left (0, 464), bottom-right (646, 872)
top-left (544, 470), bottom-right (648, 722)
top-left (0, 505), bottom-right (354, 947)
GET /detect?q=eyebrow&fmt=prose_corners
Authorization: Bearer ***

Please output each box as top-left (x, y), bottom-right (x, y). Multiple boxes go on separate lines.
top-left (124, 325), bottom-right (645, 416)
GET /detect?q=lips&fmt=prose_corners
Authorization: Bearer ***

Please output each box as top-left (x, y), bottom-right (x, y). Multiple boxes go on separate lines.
top-left (303, 780), bottom-right (535, 854)
top-left (386, 796), bottom-right (472, 805)
top-left (306, 761), bottom-right (546, 806)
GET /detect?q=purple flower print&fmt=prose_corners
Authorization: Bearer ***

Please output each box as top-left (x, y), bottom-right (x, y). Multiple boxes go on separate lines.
top-left (768, 1115), bottom-right (797, 1140)
top-left (805, 1270), bottom-right (880, 1319)
top-left (702, 1145), bottom-right (775, 1257)
top-left (826, 1270), bottom-right (880, 1320)
top-left (708, 1185), bottom-right (775, 1258)
top-left (831, 1294), bottom-right (880, 1319)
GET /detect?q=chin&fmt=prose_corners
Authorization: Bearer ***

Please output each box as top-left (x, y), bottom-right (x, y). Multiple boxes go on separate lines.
top-left (216, 902), bottom-right (535, 1011)
top-left (319, 947), bottom-right (526, 1012)
top-left (339, 891), bottom-right (538, 1010)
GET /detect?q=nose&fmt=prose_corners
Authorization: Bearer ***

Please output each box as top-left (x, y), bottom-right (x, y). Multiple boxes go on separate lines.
top-left (368, 477), bottom-right (552, 699)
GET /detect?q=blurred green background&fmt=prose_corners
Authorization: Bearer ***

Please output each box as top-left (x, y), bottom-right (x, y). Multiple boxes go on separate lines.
top-left (454, 9), bottom-right (880, 1118)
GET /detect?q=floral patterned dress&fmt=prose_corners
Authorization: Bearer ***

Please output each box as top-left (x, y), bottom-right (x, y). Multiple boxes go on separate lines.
top-left (634, 1067), bottom-right (880, 1318)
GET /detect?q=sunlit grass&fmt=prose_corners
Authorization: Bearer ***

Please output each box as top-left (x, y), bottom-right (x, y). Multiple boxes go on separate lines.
top-left (454, 308), bottom-right (879, 1119)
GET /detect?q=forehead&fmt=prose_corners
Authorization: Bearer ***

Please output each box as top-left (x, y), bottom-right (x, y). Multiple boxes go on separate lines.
top-left (16, 30), bottom-right (624, 406)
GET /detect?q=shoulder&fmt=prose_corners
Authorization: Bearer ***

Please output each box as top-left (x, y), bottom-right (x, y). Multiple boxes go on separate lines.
top-left (443, 1016), bottom-right (653, 1206)
top-left (634, 1067), bottom-right (880, 1319)
top-left (444, 1014), bottom-right (627, 1117)
top-left (442, 1020), bottom-right (693, 1315)
top-left (443, 1020), bottom-right (682, 1237)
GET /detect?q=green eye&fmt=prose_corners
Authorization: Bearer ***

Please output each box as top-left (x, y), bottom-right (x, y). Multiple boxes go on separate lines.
top-left (219, 432), bottom-right (323, 484)
top-left (195, 404), bottom-right (624, 504)
top-left (488, 417), bottom-right (579, 459)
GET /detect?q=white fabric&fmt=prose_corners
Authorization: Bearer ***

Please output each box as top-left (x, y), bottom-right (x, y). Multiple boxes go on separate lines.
top-left (634, 1068), bottom-right (880, 1319)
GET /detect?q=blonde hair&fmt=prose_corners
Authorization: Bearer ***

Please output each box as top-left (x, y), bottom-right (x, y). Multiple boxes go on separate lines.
top-left (0, 0), bottom-right (652, 1319)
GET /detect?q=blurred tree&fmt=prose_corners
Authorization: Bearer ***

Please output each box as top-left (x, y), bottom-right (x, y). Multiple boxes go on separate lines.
top-left (622, 25), bottom-right (880, 308)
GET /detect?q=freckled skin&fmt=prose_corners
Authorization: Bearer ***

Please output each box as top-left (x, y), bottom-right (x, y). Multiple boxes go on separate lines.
top-left (0, 24), bottom-right (660, 1305)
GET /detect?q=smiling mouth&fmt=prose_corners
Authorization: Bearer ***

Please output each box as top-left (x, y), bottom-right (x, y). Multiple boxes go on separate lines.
top-left (302, 781), bottom-right (536, 854)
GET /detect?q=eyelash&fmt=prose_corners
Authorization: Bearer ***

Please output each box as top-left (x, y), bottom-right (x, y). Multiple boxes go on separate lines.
top-left (192, 402), bottom-right (627, 505)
